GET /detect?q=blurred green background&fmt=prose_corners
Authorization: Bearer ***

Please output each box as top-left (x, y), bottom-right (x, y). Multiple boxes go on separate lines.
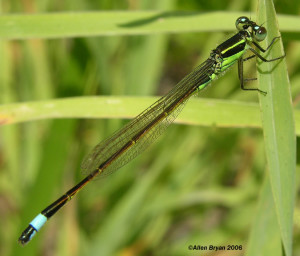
top-left (0, 0), bottom-right (299, 256)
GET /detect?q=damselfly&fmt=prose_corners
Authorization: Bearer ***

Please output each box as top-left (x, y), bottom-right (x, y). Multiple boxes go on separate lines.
top-left (19, 16), bottom-right (284, 245)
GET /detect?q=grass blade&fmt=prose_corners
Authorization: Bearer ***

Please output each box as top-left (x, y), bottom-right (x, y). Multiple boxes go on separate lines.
top-left (246, 178), bottom-right (282, 256)
top-left (1, 11), bottom-right (299, 40)
top-left (257, 1), bottom-right (295, 255)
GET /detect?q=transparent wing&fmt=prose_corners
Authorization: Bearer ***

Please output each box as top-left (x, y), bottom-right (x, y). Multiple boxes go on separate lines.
top-left (81, 58), bottom-right (215, 177)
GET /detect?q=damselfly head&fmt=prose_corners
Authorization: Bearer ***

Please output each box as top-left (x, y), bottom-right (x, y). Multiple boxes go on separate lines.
top-left (236, 16), bottom-right (267, 42)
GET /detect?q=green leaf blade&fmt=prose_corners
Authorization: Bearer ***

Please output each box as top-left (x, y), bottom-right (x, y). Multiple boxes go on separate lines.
top-left (257, 1), bottom-right (296, 256)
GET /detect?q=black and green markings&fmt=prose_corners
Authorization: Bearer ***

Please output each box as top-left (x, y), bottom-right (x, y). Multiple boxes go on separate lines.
top-left (18, 16), bottom-right (284, 246)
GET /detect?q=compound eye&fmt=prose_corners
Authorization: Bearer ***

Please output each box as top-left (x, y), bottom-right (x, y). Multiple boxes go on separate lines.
top-left (254, 26), bottom-right (267, 41)
top-left (235, 16), bottom-right (250, 30)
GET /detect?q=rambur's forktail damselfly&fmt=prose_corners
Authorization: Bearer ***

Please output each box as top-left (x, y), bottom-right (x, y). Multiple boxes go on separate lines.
top-left (18, 16), bottom-right (284, 245)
